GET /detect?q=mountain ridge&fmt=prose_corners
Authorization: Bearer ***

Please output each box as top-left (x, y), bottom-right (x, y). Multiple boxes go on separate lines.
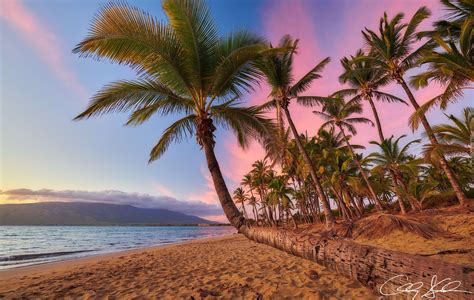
top-left (0, 202), bottom-right (219, 225)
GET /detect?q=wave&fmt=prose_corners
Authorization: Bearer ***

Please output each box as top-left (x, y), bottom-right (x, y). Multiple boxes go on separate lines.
top-left (0, 250), bottom-right (95, 262)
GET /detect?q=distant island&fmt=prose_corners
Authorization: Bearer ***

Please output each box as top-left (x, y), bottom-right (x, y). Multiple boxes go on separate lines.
top-left (0, 202), bottom-right (224, 226)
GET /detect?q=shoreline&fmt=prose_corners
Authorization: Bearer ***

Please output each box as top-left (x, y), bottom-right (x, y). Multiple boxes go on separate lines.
top-left (0, 234), bottom-right (375, 299)
top-left (0, 233), bottom-right (237, 278)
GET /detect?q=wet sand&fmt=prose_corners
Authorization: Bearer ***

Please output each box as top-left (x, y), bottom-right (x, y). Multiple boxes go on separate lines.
top-left (0, 234), bottom-right (375, 299)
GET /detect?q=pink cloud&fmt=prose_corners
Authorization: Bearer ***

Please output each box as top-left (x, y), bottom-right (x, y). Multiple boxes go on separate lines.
top-left (151, 182), bottom-right (176, 198)
top-left (187, 167), bottom-right (219, 205)
top-left (202, 214), bottom-right (228, 223)
top-left (0, 0), bottom-right (87, 99)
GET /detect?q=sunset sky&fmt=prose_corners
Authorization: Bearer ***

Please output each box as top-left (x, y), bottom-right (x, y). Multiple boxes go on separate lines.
top-left (0, 0), bottom-right (469, 222)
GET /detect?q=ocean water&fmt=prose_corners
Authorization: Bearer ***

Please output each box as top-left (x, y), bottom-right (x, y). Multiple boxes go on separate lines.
top-left (0, 226), bottom-right (236, 270)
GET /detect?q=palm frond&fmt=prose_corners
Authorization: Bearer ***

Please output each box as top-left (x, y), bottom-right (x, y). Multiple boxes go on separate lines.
top-left (73, 2), bottom-right (190, 93)
top-left (211, 102), bottom-right (276, 149)
top-left (163, 0), bottom-right (218, 94)
top-left (296, 96), bottom-right (333, 107)
top-left (372, 91), bottom-right (407, 104)
top-left (210, 30), bottom-right (268, 98)
top-left (149, 114), bottom-right (196, 162)
top-left (74, 79), bottom-right (192, 120)
top-left (289, 57), bottom-right (330, 96)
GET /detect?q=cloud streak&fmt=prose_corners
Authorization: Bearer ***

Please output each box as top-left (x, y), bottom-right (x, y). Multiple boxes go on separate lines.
top-left (0, 0), bottom-right (87, 99)
top-left (0, 188), bottom-right (224, 219)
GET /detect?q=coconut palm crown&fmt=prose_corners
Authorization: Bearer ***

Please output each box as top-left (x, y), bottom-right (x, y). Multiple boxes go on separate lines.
top-left (336, 49), bottom-right (406, 141)
top-left (73, 0), bottom-right (278, 229)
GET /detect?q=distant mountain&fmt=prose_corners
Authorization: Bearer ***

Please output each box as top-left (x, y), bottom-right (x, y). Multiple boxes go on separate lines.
top-left (0, 202), bottom-right (218, 225)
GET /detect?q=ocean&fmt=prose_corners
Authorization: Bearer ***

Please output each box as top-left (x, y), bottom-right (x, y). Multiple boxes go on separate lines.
top-left (0, 226), bottom-right (236, 270)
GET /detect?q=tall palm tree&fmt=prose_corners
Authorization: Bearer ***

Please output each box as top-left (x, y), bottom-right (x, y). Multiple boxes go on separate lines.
top-left (241, 173), bottom-right (259, 221)
top-left (326, 150), bottom-right (364, 218)
top-left (73, 0), bottom-right (275, 232)
top-left (251, 160), bottom-right (274, 225)
top-left (257, 35), bottom-right (335, 227)
top-left (314, 98), bottom-right (385, 210)
top-left (268, 176), bottom-right (296, 228)
top-left (233, 187), bottom-right (249, 218)
top-left (336, 49), bottom-right (407, 142)
top-left (369, 136), bottom-right (423, 214)
top-left (362, 7), bottom-right (468, 205)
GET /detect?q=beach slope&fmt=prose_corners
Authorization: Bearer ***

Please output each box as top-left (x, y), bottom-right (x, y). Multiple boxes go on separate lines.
top-left (0, 234), bottom-right (374, 299)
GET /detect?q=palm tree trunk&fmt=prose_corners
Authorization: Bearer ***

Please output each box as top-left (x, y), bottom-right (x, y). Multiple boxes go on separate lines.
top-left (367, 97), bottom-right (385, 142)
top-left (252, 204), bottom-right (258, 222)
top-left (282, 103), bottom-right (335, 227)
top-left (242, 226), bottom-right (471, 296)
top-left (338, 126), bottom-right (384, 211)
top-left (344, 187), bottom-right (363, 217)
top-left (276, 104), bottom-right (286, 164)
top-left (201, 138), bottom-right (471, 293)
top-left (389, 170), bottom-right (407, 215)
top-left (399, 79), bottom-right (467, 205)
top-left (202, 132), bottom-right (245, 229)
top-left (241, 202), bottom-right (249, 218)
top-left (201, 137), bottom-right (471, 293)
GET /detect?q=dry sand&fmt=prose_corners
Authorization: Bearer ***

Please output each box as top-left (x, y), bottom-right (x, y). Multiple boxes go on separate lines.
top-left (0, 234), bottom-right (375, 299)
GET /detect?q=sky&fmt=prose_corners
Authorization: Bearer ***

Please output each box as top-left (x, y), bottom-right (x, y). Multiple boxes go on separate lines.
top-left (0, 0), bottom-right (470, 222)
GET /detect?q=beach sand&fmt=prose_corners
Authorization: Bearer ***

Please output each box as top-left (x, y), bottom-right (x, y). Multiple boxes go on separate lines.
top-left (0, 234), bottom-right (375, 299)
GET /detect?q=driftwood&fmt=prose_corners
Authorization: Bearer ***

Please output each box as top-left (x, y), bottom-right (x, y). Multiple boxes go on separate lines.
top-left (243, 226), bottom-right (474, 299)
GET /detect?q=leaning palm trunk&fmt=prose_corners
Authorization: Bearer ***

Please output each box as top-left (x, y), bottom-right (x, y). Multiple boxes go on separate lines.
top-left (242, 226), bottom-right (473, 298)
top-left (339, 126), bottom-right (384, 211)
top-left (399, 79), bottom-right (467, 205)
top-left (203, 135), bottom-right (473, 295)
top-left (281, 102), bottom-right (335, 227)
top-left (202, 128), bottom-right (245, 228)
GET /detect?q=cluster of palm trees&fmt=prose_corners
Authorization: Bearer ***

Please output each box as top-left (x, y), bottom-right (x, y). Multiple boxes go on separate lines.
top-left (75, 0), bottom-right (472, 232)
top-left (232, 1), bottom-right (473, 227)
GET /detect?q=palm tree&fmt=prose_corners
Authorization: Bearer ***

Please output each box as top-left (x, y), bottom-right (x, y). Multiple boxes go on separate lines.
top-left (73, 0), bottom-right (275, 233)
top-left (410, 16), bottom-right (473, 123)
top-left (418, 0), bottom-right (474, 40)
top-left (369, 136), bottom-right (423, 214)
top-left (424, 107), bottom-right (473, 158)
top-left (251, 160), bottom-right (274, 225)
top-left (268, 176), bottom-right (296, 228)
top-left (257, 35), bottom-right (335, 227)
top-left (325, 149), bottom-right (364, 219)
top-left (241, 173), bottom-right (259, 221)
top-left (233, 187), bottom-right (249, 218)
top-left (405, 179), bottom-right (440, 210)
top-left (336, 49), bottom-right (407, 142)
top-left (314, 98), bottom-right (385, 210)
top-left (362, 7), bottom-right (468, 205)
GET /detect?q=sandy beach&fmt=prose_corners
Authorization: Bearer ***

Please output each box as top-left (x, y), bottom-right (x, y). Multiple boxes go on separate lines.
top-left (0, 234), bottom-right (375, 299)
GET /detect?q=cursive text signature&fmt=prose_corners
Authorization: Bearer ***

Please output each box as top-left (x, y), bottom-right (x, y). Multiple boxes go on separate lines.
top-left (379, 274), bottom-right (473, 299)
